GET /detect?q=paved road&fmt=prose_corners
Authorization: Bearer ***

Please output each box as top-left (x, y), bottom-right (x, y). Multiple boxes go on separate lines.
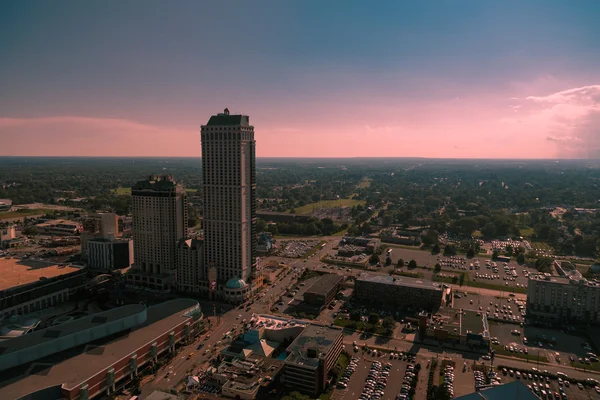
top-left (140, 239), bottom-right (340, 396)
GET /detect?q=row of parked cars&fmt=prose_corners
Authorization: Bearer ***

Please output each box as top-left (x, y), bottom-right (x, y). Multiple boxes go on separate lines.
top-left (359, 361), bottom-right (391, 400)
top-left (396, 363), bottom-right (417, 400)
top-left (336, 357), bottom-right (359, 390)
top-left (442, 364), bottom-right (455, 398)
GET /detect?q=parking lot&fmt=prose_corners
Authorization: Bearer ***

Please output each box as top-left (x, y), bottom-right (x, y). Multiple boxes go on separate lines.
top-left (453, 292), bottom-right (526, 324)
top-left (277, 240), bottom-right (321, 258)
top-left (334, 354), bottom-right (425, 400)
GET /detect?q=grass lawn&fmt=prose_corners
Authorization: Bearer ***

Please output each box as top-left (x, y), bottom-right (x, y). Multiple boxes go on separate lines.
top-left (291, 199), bottom-right (366, 215)
top-left (492, 344), bottom-right (548, 363)
top-left (334, 317), bottom-right (388, 336)
top-left (519, 227), bottom-right (535, 238)
top-left (392, 270), bottom-right (424, 279)
top-left (298, 269), bottom-right (325, 282)
top-left (0, 208), bottom-right (54, 219)
top-left (303, 241), bottom-right (326, 258)
top-left (357, 178), bottom-right (372, 189)
top-left (332, 228), bottom-right (349, 237)
top-left (112, 187), bottom-right (197, 195)
top-left (571, 361), bottom-right (600, 372)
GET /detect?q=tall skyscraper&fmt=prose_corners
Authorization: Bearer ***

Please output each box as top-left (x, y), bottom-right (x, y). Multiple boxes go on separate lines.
top-left (126, 175), bottom-right (188, 291)
top-left (201, 108), bottom-right (257, 298)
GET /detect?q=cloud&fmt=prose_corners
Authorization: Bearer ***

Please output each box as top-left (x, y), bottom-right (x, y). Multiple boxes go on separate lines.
top-left (0, 116), bottom-right (198, 156)
top-left (508, 84), bottom-right (600, 158)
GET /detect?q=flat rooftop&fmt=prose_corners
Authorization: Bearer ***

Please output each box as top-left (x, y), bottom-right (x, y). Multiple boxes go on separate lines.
top-left (304, 274), bottom-right (344, 297)
top-left (0, 298), bottom-right (199, 400)
top-left (357, 273), bottom-right (443, 291)
top-left (529, 274), bottom-right (600, 287)
top-left (0, 258), bottom-right (81, 291)
top-left (461, 310), bottom-right (487, 337)
top-left (285, 324), bottom-right (342, 368)
top-left (253, 314), bottom-right (308, 330)
top-left (0, 304), bottom-right (146, 356)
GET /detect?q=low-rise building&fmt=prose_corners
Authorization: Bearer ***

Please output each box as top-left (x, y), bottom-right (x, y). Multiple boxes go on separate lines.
top-left (340, 236), bottom-right (380, 253)
top-left (0, 225), bottom-right (16, 247)
top-left (0, 299), bottom-right (202, 400)
top-left (283, 324), bottom-right (344, 397)
top-left (355, 273), bottom-right (446, 312)
top-left (87, 238), bottom-right (134, 271)
top-left (35, 219), bottom-right (82, 236)
top-left (527, 273), bottom-right (600, 323)
top-left (0, 268), bottom-right (88, 319)
top-left (418, 308), bottom-right (490, 351)
top-left (303, 274), bottom-right (344, 307)
top-left (214, 356), bottom-right (283, 400)
top-left (0, 199), bottom-right (12, 211)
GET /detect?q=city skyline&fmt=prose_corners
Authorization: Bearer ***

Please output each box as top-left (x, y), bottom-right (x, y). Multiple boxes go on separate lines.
top-left (1, 1), bottom-right (600, 159)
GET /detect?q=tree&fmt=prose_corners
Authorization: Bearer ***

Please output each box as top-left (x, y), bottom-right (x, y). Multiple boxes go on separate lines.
top-left (517, 253), bottom-right (526, 265)
top-left (382, 316), bottom-right (396, 331)
top-left (22, 226), bottom-right (38, 236)
top-left (370, 253), bottom-right (380, 264)
top-left (434, 263), bottom-right (442, 273)
top-left (492, 250), bottom-right (499, 260)
top-left (368, 313), bottom-right (380, 326)
top-left (432, 244), bottom-right (441, 255)
top-left (444, 245), bottom-right (457, 256)
top-left (350, 310), bottom-right (362, 321)
top-left (459, 273), bottom-right (466, 286)
top-left (408, 259), bottom-right (417, 269)
top-left (385, 256), bottom-right (392, 266)
top-left (466, 248), bottom-right (475, 258)
top-left (397, 258), bottom-right (405, 268)
top-left (421, 229), bottom-right (440, 246)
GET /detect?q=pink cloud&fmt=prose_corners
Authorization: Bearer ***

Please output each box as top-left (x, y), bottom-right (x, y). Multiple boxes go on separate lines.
top-left (0, 116), bottom-right (198, 156)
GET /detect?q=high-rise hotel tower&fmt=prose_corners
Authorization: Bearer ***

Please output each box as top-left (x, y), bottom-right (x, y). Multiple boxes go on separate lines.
top-left (201, 109), bottom-right (257, 295)
top-left (127, 175), bottom-right (187, 291)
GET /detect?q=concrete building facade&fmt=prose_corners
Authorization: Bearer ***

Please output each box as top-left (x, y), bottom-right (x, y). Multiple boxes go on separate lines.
top-left (201, 109), bottom-right (257, 300)
top-left (355, 273), bottom-right (446, 312)
top-left (527, 273), bottom-right (600, 324)
top-left (87, 238), bottom-right (133, 271)
top-left (283, 324), bottom-right (344, 397)
top-left (176, 238), bottom-right (205, 293)
top-left (303, 274), bottom-right (344, 307)
top-left (127, 175), bottom-right (187, 291)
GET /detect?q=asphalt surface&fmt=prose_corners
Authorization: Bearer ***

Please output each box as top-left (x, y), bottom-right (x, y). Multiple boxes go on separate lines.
top-left (139, 236), bottom-right (600, 397)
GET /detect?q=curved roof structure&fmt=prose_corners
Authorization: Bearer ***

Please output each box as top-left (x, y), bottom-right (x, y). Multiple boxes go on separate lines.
top-left (226, 278), bottom-right (247, 289)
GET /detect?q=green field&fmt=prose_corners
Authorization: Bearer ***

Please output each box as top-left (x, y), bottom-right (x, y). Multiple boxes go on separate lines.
top-left (112, 187), bottom-right (197, 195)
top-left (357, 178), bottom-right (372, 189)
top-left (492, 344), bottom-right (547, 363)
top-left (519, 227), bottom-right (535, 238)
top-left (291, 199), bottom-right (366, 215)
top-left (0, 208), bottom-right (54, 220)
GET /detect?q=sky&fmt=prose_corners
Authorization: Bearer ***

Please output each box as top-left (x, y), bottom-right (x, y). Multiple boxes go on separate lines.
top-left (1, 1), bottom-right (600, 158)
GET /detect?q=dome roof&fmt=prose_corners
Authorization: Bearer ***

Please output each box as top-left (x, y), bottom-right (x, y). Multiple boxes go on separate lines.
top-left (225, 278), bottom-right (247, 289)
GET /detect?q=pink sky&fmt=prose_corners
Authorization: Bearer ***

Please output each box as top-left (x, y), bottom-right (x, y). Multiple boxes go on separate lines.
top-left (1, 78), bottom-right (599, 159)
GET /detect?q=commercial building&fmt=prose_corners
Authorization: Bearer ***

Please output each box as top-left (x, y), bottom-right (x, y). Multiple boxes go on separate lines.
top-left (340, 236), bottom-right (380, 253)
top-left (176, 238), bottom-right (205, 293)
top-left (0, 299), bottom-right (202, 400)
top-left (418, 308), bottom-right (490, 351)
top-left (0, 225), bottom-right (16, 247)
top-left (83, 212), bottom-right (120, 238)
top-left (355, 273), bottom-right (446, 312)
top-left (0, 198), bottom-right (12, 211)
top-left (87, 238), bottom-right (134, 271)
top-left (126, 175), bottom-right (187, 291)
top-left (456, 381), bottom-right (539, 400)
top-left (303, 274), bottom-right (345, 307)
top-left (527, 273), bottom-right (600, 324)
top-left (283, 324), bottom-right (344, 397)
top-left (0, 267), bottom-right (87, 319)
top-left (35, 219), bottom-right (82, 236)
top-left (201, 108), bottom-right (258, 302)
top-left (213, 356), bottom-right (283, 400)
